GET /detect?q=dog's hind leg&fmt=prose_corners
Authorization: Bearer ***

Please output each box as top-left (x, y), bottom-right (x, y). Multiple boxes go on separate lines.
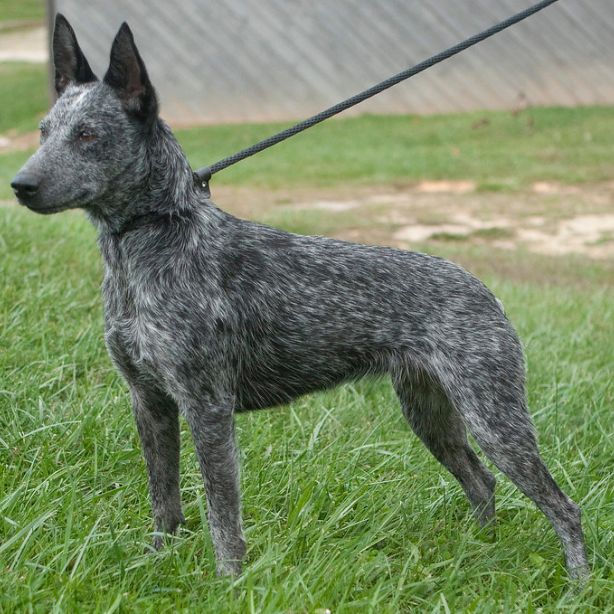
top-left (393, 372), bottom-right (496, 526)
top-left (130, 383), bottom-right (184, 548)
top-left (445, 365), bottom-right (589, 579)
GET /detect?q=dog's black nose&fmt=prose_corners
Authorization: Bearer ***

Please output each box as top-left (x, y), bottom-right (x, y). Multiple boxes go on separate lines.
top-left (11, 173), bottom-right (40, 201)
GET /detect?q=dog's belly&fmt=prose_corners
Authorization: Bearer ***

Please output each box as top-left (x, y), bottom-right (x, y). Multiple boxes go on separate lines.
top-left (234, 347), bottom-right (372, 411)
top-left (234, 372), bottom-right (348, 411)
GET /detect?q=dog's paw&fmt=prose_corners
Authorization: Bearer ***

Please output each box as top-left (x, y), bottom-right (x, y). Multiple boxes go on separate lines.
top-left (568, 563), bottom-right (590, 584)
top-left (150, 510), bottom-right (185, 551)
top-left (149, 516), bottom-right (185, 552)
top-left (151, 533), bottom-right (165, 551)
top-left (216, 558), bottom-right (243, 577)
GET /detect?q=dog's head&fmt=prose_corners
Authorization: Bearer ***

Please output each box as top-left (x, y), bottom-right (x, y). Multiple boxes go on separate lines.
top-left (11, 15), bottom-right (159, 214)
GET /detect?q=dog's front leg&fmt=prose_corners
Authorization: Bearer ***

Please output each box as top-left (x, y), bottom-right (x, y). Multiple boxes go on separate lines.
top-left (183, 400), bottom-right (245, 576)
top-left (129, 384), bottom-right (184, 548)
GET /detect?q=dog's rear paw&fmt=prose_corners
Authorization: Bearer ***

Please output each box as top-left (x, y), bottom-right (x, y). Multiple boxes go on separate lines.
top-left (568, 563), bottom-right (590, 583)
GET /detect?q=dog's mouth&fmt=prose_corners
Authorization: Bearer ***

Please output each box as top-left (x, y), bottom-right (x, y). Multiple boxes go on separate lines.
top-left (20, 190), bottom-right (90, 215)
top-left (26, 203), bottom-right (71, 214)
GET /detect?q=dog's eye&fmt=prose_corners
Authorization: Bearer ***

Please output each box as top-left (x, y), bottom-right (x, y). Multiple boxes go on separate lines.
top-left (78, 129), bottom-right (97, 143)
top-left (39, 125), bottom-right (48, 142)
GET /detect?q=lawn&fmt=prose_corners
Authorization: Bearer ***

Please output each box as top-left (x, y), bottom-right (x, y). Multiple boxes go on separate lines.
top-left (0, 205), bottom-right (612, 612)
top-left (0, 62), bottom-right (48, 134)
top-left (0, 0), bottom-right (44, 24)
top-left (177, 105), bottom-right (614, 191)
top-left (1, 61), bottom-right (613, 612)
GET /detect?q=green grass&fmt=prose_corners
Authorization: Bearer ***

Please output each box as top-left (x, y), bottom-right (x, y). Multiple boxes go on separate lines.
top-left (0, 62), bottom-right (48, 135)
top-left (0, 0), bottom-right (44, 23)
top-left (177, 106), bottom-right (614, 190)
top-left (0, 206), bottom-right (612, 612)
top-left (0, 62), bottom-right (47, 199)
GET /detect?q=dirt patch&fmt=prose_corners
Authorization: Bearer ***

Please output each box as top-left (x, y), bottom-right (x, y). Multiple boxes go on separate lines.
top-left (415, 180), bottom-right (476, 193)
top-left (394, 211), bottom-right (513, 243)
top-left (304, 199), bottom-right (361, 212)
top-left (214, 182), bottom-right (614, 260)
top-left (0, 25), bottom-right (47, 62)
top-left (517, 214), bottom-right (614, 259)
top-left (531, 181), bottom-right (582, 195)
top-left (0, 130), bottom-right (39, 152)
top-left (394, 211), bottom-right (614, 259)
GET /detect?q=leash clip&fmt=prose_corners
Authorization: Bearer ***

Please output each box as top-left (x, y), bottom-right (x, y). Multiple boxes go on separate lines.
top-left (194, 166), bottom-right (212, 198)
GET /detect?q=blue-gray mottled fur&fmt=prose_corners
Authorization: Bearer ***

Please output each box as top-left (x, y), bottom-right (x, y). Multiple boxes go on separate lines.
top-left (11, 15), bottom-right (589, 579)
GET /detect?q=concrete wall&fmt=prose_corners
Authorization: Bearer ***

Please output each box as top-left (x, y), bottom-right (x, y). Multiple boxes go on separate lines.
top-left (49, 0), bottom-right (614, 125)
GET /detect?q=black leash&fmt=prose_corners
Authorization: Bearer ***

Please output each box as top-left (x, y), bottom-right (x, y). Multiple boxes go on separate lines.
top-left (194, 0), bottom-right (560, 196)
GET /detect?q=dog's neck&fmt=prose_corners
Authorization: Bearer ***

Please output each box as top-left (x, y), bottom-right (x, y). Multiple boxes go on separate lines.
top-left (87, 119), bottom-right (208, 236)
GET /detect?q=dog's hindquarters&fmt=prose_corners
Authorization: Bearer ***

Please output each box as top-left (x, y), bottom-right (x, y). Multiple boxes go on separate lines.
top-left (393, 324), bottom-right (589, 578)
top-left (449, 365), bottom-right (588, 578)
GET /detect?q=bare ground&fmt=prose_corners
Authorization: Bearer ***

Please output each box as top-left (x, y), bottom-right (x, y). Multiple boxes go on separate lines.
top-left (0, 25), bottom-right (46, 62)
top-left (214, 180), bottom-right (614, 260)
top-left (0, 130), bottom-right (40, 151)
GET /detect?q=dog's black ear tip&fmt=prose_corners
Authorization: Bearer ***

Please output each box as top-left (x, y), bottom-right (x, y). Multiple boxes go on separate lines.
top-left (110, 22), bottom-right (136, 51)
top-left (54, 13), bottom-right (71, 30)
top-left (52, 13), bottom-right (77, 53)
top-left (53, 13), bottom-right (70, 34)
top-left (116, 22), bottom-right (134, 40)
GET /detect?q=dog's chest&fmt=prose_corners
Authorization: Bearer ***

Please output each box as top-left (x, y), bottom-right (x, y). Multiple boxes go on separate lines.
top-left (101, 248), bottom-right (174, 374)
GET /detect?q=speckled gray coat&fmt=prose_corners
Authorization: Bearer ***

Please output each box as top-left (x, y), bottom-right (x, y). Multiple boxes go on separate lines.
top-left (10, 15), bottom-right (588, 579)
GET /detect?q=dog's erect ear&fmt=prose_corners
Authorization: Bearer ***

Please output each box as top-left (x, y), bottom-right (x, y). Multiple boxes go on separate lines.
top-left (103, 23), bottom-right (158, 123)
top-left (53, 13), bottom-right (97, 96)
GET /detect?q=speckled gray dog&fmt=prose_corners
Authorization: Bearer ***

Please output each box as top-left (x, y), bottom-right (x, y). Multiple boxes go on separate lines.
top-left (11, 15), bottom-right (589, 579)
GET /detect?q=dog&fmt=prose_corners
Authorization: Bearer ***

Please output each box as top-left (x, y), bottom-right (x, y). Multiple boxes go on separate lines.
top-left (10, 14), bottom-right (589, 579)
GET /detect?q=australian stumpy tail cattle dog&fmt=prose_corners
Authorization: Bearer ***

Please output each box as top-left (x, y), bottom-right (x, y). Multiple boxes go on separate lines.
top-left (10, 14), bottom-right (589, 578)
